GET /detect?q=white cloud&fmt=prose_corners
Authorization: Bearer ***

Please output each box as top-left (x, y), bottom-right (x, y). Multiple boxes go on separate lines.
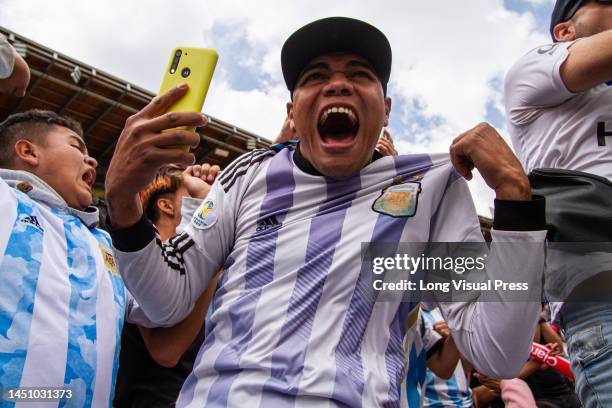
top-left (523, 0), bottom-right (554, 5)
top-left (0, 0), bottom-right (552, 216)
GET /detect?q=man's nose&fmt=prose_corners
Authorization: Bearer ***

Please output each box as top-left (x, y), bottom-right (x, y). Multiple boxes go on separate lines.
top-left (85, 155), bottom-right (98, 169)
top-left (323, 72), bottom-right (353, 96)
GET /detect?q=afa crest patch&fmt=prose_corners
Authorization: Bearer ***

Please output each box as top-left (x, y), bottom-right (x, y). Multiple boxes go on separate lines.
top-left (372, 182), bottom-right (421, 218)
top-left (99, 244), bottom-right (119, 276)
top-left (192, 199), bottom-right (217, 229)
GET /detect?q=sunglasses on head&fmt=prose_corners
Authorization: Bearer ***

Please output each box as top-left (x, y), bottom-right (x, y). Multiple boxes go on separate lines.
top-left (565, 0), bottom-right (612, 21)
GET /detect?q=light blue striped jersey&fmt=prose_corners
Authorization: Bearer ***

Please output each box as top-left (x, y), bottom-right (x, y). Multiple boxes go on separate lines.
top-left (0, 170), bottom-right (126, 407)
top-left (399, 310), bottom-right (443, 408)
top-left (421, 308), bottom-right (473, 408)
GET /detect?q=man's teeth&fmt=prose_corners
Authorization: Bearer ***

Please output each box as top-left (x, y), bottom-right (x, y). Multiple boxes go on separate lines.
top-left (319, 106), bottom-right (357, 126)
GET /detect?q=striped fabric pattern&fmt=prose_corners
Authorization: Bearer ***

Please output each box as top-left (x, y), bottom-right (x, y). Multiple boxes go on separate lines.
top-left (173, 145), bottom-right (471, 407)
top-left (421, 308), bottom-right (473, 408)
top-left (0, 177), bottom-right (126, 407)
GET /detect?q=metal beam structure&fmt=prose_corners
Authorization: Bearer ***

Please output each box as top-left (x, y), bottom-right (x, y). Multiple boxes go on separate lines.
top-left (0, 25), bottom-right (272, 188)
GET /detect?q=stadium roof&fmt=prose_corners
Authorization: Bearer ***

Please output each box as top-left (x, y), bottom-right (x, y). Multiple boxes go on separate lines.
top-left (0, 26), bottom-right (493, 232)
top-left (0, 26), bottom-right (271, 193)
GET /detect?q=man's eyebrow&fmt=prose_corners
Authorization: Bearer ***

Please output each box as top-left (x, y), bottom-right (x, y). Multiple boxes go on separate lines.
top-left (299, 62), bottom-right (329, 77)
top-left (347, 60), bottom-right (375, 71)
top-left (70, 135), bottom-right (87, 150)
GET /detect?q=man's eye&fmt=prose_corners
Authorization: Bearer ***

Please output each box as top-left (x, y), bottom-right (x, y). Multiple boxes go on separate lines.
top-left (350, 70), bottom-right (373, 79)
top-left (302, 72), bottom-right (326, 84)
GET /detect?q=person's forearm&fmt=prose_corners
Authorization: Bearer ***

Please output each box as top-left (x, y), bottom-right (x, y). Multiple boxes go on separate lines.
top-left (106, 190), bottom-right (143, 229)
top-left (427, 336), bottom-right (461, 380)
top-left (440, 229), bottom-right (546, 378)
top-left (540, 322), bottom-right (564, 348)
top-left (112, 217), bottom-right (218, 326)
top-left (472, 385), bottom-right (499, 407)
top-left (140, 274), bottom-right (218, 367)
top-left (445, 300), bottom-right (540, 378)
top-left (561, 28), bottom-right (612, 92)
top-left (517, 359), bottom-right (543, 379)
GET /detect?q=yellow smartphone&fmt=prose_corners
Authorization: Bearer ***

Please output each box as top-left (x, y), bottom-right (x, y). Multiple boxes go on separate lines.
top-left (158, 47), bottom-right (218, 151)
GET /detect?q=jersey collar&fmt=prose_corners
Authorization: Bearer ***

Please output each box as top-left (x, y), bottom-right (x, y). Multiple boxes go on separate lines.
top-left (293, 142), bottom-right (383, 177)
top-left (0, 169), bottom-right (100, 228)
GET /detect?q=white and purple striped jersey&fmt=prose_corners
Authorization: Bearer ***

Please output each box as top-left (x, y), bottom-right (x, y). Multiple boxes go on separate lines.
top-left (112, 143), bottom-right (546, 407)
top-left (0, 170), bottom-right (126, 407)
top-left (421, 308), bottom-right (473, 408)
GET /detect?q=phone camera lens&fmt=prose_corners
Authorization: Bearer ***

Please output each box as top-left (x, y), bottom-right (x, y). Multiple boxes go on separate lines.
top-left (181, 67), bottom-right (191, 78)
top-left (175, 50), bottom-right (182, 57)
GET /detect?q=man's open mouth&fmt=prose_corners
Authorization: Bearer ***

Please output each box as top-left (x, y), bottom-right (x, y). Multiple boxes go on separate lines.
top-left (81, 168), bottom-right (96, 190)
top-left (318, 105), bottom-right (359, 147)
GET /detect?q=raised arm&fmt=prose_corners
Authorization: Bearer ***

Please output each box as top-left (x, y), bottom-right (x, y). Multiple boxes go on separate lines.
top-left (105, 85), bottom-right (231, 326)
top-left (111, 178), bottom-right (237, 327)
top-left (556, 26), bottom-right (612, 92)
top-left (435, 123), bottom-right (546, 378)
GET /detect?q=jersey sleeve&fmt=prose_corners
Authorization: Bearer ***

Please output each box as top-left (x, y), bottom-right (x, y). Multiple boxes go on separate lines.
top-left (421, 314), bottom-right (443, 356)
top-left (113, 176), bottom-right (240, 327)
top-left (430, 176), bottom-right (546, 378)
top-left (0, 34), bottom-right (15, 80)
top-left (504, 41), bottom-right (577, 126)
top-left (0, 176), bottom-right (18, 254)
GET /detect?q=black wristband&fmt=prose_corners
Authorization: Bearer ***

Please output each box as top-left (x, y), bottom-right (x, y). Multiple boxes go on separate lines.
top-left (107, 214), bottom-right (157, 252)
top-left (493, 195), bottom-right (546, 231)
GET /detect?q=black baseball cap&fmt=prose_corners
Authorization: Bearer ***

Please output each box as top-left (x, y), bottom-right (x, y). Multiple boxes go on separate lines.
top-left (281, 17), bottom-right (392, 96)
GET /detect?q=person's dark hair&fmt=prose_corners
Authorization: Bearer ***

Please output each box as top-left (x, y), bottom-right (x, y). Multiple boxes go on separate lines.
top-left (0, 109), bottom-right (83, 167)
top-left (139, 165), bottom-right (184, 224)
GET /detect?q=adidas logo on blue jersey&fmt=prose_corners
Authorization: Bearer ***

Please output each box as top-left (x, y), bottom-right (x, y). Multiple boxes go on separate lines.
top-left (256, 215), bottom-right (280, 232)
top-left (20, 214), bottom-right (44, 232)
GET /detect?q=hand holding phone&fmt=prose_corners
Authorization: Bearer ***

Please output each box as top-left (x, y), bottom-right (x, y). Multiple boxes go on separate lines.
top-left (158, 47), bottom-right (218, 151)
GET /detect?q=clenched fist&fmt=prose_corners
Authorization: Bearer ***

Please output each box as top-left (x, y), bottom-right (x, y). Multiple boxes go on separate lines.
top-left (450, 123), bottom-right (530, 201)
top-left (182, 163), bottom-right (222, 199)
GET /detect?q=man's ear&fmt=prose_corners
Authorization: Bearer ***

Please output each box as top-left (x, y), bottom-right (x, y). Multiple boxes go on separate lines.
top-left (14, 139), bottom-right (40, 168)
top-left (286, 101), bottom-right (298, 133)
top-left (383, 96), bottom-right (392, 127)
top-left (553, 21), bottom-right (576, 42)
top-left (156, 197), bottom-right (175, 218)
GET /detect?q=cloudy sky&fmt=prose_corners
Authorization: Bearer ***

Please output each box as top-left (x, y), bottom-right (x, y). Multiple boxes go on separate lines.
top-left (1, 0), bottom-right (555, 216)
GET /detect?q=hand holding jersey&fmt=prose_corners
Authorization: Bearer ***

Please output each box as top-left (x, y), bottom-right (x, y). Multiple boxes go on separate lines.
top-left (450, 122), bottom-right (531, 200)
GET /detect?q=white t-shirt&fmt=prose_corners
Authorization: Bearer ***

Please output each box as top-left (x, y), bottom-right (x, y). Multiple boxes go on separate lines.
top-left (504, 40), bottom-right (612, 180)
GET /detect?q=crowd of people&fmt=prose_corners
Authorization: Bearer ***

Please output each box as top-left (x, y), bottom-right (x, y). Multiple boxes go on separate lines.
top-left (0, 0), bottom-right (610, 407)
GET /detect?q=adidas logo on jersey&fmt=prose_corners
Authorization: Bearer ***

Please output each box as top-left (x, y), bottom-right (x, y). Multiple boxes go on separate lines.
top-left (20, 215), bottom-right (44, 232)
top-left (256, 215), bottom-right (280, 232)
